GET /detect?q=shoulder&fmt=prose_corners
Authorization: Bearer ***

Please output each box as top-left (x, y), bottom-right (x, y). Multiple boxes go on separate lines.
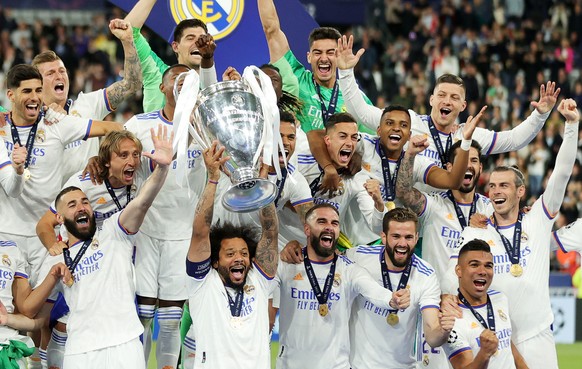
top-left (411, 255), bottom-right (436, 277)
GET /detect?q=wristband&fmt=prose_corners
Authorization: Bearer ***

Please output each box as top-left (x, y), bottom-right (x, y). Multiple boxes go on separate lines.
top-left (208, 179), bottom-right (218, 185)
top-left (460, 139), bottom-right (472, 151)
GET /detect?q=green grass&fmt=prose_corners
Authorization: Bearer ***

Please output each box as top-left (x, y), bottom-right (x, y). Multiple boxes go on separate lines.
top-left (147, 341), bottom-right (582, 369)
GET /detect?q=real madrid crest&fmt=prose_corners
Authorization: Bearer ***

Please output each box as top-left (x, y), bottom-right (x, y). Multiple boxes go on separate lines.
top-left (520, 231), bottom-right (528, 243)
top-left (498, 309), bottom-right (508, 321)
top-left (2, 254), bottom-right (11, 267)
top-left (90, 238), bottom-right (99, 250)
top-left (333, 273), bottom-right (341, 287)
top-left (243, 284), bottom-right (255, 295)
top-left (36, 129), bottom-right (46, 143)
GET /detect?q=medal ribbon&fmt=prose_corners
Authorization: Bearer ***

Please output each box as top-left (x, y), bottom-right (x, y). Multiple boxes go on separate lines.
top-left (458, 289), bottom-right (496, 331)
top-left (274, 167), bottom-right (288, 207)
top-left (8, 113), bottom-right (43, 169)
top-left (225, 287), bottom-right (244, 317)
top-left (313, 76), bottom-right (340, 124)
top-left (309, 166), bottom-right (324, 197)
top-left (378, 142), bottom-right (403, 201)
top-left (63, 99), bottom-right (72, 114)
top-left (446, 191), bottom-right (478, 229)
top-left (303, 247), bottom-right (337, 306)
top-left (380, 251), bottom-right (413, 314)
top-left (63, 239), bottom-right (93, 277)
top-left (103, 179), bottom-right (132, 211)
top-left (426, 116), bottom-right (452, 166)
top-left (493, 212), bottom-right (523, 266)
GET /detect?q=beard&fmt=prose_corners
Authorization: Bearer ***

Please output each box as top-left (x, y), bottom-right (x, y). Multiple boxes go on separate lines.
top-left (386, 245), bottom-right (413, 268)
top-left (310, 233), bottom-right (337, 258)
top-left (216, 263), bottom-right (249, 289)
top-left (63, 215), bottom-right (96, 241)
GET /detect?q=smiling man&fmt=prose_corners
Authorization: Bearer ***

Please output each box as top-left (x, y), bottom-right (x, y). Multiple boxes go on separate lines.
top-left (185, 141), bottom-right (278, 369)
top-left (297, 112), bottom-right (386, 245)
top-left (442, 239), bottom-right (528, 369)
top-left (446, 99), bottom-right (579, 369)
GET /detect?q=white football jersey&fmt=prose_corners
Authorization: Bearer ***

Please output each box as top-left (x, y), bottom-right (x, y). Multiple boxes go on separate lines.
top-left (274, 254), bottom-right (393, 369)
top-left (452, 198), bottom-right (556, 343)
top-left (0, 136), bottom-right (23, 197)
top-left (0, 239), bottom-right (28, 342)
top-left (125, 110), bottom-right (206, 240)
top-left (0, 115), bottom-right (92, 236)
top-left (297, 153), bottom-right (385, 245)
top-left (35, 212), bottom-right (143, 355)
top-left (347, 246), bottom-right (441, 369)
top-left (62, 90), bottom-right (113, 181)
top-left (419, 191), bottom-right (493, 282)
top-left (552, 218), bottom-right (582, 253)
top-left (443, 290), bottom-right (516, 369)
top-left (186, 260), bottom-right (272, 369)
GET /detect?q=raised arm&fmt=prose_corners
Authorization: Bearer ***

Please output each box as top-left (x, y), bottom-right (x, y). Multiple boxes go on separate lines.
top-left (254, 203), bottom-right (279, 277)
top-left (258, 0), bottom-right (291, 61)
top-left (426, 107), bottom-right (483, 189)
top-left (542, 98), bottom-right (579, 215)
top-left (36, 209), bottom-right (68, 256)
top-left (119, 125), bottom-right (173, 233)
top-left (87, 120), bottom-right (124, 138)
top-left (395, 139), bottom-right (428, 215)
top-left (0, 141), bottom-right (24, 197)
top-left (489, 81), bottom-right (559, 154)
top-left (105, 19), bottom-right (142, 111)
top-left (307, 130), bottom-right (341, 195)
top-left (124, 0), bottom-right (157, 29)
top-left (188, 142), bottom-right (229, 262)
top-left (337, 35), bottom-right (382, 132)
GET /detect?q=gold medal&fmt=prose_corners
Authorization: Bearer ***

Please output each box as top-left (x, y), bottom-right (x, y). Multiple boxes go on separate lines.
top-left (65, 277), bottom-right (74, 287)
top-left (385, 201), bottom-right (396, 211)
top-left (22, 168), bottom-right (31, 181)
top-left (386, 312), bottom-right (399, 326)
top-left (510, 264), bottom-right (523, 277)
top-left (318, 304), bottom-right (328, 317)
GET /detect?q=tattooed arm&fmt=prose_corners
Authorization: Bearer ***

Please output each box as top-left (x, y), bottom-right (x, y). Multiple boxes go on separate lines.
top-left (188, 142), bottom-right (228, 262)
top-left (255, 202), bottom-right (279, 278)
top-left (395, 148), bottom-right (427, 216)
top-left (105, 19), bottom-right (142, 110)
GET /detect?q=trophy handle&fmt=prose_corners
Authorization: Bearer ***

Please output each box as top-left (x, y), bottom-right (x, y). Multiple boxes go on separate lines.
top-left (173, 71), bottom-right (190, 101)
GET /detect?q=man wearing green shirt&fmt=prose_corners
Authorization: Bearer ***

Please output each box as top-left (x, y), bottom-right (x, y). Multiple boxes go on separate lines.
top-left (259, 0), bottom-right (375, 195)
top-left (125, 0), bottom-right (218, 112)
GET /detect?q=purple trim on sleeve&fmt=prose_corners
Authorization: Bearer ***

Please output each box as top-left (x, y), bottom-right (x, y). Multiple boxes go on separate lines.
top-left (420, 305), bottom-right (440, 311)
top-left (0, 161), bottom-right (11, 170)
top-left (253, 261), bottom-right (274, 280)
top-left (423, 163), bottom-right (436, 184)
top-left (83, 120), bottom-right (93, 140)
top-left (117, 212), bottom-right (137, 235)
top-left (449, 346), bottom-right (471, 359)
top-left (186, 258), bottom-right (211, 279)
top-left (553, 232), bottom-right (567, 253)
top-left (541, 198), bottom-right (556, 220)
top-left (103, 89), bottom-right (113, 112)
top-left (290, 198), bottom-right (313, 207)
top-left (485, 132), bottom-right (497, 156)
top-left (14, 272), bottom-right (28, 279)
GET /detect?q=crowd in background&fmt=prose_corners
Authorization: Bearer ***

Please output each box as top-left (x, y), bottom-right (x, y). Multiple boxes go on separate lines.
top-left (0, 0), bottom-right (580, 274)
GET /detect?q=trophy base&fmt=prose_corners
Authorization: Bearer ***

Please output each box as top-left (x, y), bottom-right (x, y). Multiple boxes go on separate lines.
top-left (222, 179), bottom-right (278, 213)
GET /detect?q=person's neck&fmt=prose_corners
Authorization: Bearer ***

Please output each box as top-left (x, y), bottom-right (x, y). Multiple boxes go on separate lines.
top-left (307, 245), bottom-right (334, 263)
top-left (429, 114), bottom-right (453, 134)
top-left (162, 105), bottom-right (174, 122)
top-left (44, 97), bottom-right (65, 109)
top-left (10, 112), bottom-right (37, 127)
top-left (107, 174), bottom-right (124, 188)
top-left (459, 286), bottom-right (487, 306)
top-left (381, 143), bottom-right (404, 161)
top-left (452, 189), bottom-right (475, 203)
top-left (66, 234), bottom-right (82, 248)
top-left (384, 248), bottom-right (405, 272)
top-left (493, 207), bottom-right (520, 227)
top-left (316, 75), bottom-right (336, 89)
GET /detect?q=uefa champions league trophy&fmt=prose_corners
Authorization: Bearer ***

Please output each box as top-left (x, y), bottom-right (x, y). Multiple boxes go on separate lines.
top-left (190, 79), bottom-right (278, 212)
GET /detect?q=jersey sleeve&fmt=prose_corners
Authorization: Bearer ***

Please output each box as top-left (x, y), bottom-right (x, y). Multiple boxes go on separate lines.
top-left (337, 68), bottom-right (382, 132)
top-left (353, 172), bottom-right (385, 235)
top-left (133, 27), bottom-right (167, 112)
top-left (0, 138), bottom-right (24, 198)
top-left (419, 267), bottom-right (441, 311)
top-left (53, 116), bottom-right (93, 145)
top-left (552, 218), bottom-right (582, 253)
top-left (442, 321), bottom-right (472, 360)
top-left (272, 56), bottom-right (299, 97)
top-left (349, 261), bottom-right (392, 308)
top-left (288, 171), bottom-right (313, 206)
top-left (413, 155), bottom-right (437, 185)
top-left (74, 89), bottom-right (112, 119)
top-left (34, 255), bottom-right (63, 301)
top-left (14, 249), bottom-right (29, 280)
top-left (283, 50), bottom-right (307, 79)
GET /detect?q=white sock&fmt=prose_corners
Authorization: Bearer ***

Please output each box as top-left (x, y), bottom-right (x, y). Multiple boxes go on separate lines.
top-left (156, 306), bottom-right (183, 369)
top-left (182, 334), bottom-right (196, 369)
top-left (138, 304), bottom-right (156, 363)
top-left (47, 328), bottom-right (67, 369)
top-left (27, 347), bottom-right (42, 369)
top-left (39, 347), bottom-right (47, 369)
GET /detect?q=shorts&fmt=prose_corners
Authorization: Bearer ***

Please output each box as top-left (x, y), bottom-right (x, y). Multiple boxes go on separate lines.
top-left (134, 233), bottom-right (189, 301)
top-left (63, 337), bottom-right (145, 369)
top-left (0, 232), bottom-right (48, 286)
top-left (515, 327), bottom-right (558, 369)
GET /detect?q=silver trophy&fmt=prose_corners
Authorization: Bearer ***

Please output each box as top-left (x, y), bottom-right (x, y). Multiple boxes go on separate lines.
top-left (191, 80), bottom-right (277, 212)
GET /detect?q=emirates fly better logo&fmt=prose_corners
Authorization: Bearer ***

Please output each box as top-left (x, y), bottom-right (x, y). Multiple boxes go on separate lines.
top-left (169, 0), bottom-right (244, 40)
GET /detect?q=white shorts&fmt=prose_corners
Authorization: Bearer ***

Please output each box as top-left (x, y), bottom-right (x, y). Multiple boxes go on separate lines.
top-left (515, 327), bottom-right (558, 369)
top-left (0, 232), bottom-right (48, 286)
top-left (63, 337), bottom-right (145, 369)
top-left (134, 233), bottom-right (189, 301)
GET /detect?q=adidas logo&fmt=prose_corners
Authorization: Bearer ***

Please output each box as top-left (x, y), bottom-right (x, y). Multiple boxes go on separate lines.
top-left (293, 273), bottom-right (303, 281)
top-left (96, 197), bottom-right (107, 204)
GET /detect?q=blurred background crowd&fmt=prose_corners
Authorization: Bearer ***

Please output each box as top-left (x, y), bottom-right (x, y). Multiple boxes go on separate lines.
top-left (0, 0), bottom-right (580, 276)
